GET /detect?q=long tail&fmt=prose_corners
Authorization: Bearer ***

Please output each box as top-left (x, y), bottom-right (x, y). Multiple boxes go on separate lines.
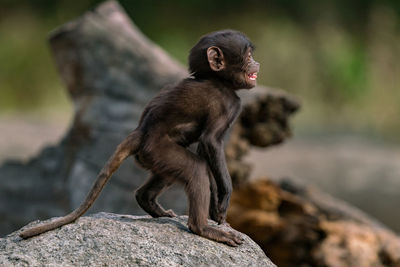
top-left (19, 130), bottom-right (142, 239)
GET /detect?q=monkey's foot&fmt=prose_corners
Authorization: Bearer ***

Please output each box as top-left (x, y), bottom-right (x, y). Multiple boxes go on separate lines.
top-left (190, 225), bottom-right (244, 247)
top-left (149, 208), bottom-right (177, 218)
top-left (136, 197), bottom-right (176, 218)
top-left (219, 222), bottom-right (246, 240)
top-left (163, 209), bottom-right (177, 217)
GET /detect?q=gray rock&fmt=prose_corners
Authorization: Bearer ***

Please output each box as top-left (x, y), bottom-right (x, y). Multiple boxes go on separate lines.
top-left (0, 213), bottom-right (275, 267)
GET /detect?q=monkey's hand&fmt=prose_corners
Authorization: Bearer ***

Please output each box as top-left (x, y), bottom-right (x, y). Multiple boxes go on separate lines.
top-left (218, 219), bottom-right (230, 227)
top-left (210, 206), bottom-right (228, 225)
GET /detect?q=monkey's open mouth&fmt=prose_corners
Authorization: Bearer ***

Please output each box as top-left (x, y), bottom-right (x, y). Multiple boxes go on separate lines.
top-left (248, 73), bottom-right (258, 81)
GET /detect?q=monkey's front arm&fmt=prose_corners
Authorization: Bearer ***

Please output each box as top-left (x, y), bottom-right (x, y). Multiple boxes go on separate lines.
top-left (198, 137), bottom-right (232, 224)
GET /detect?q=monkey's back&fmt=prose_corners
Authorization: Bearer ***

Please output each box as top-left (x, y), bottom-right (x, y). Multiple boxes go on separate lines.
top-left (137, 78), bottom-right (225, 147)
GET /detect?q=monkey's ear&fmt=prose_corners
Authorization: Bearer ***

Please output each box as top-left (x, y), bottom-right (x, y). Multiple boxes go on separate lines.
top-left (207, 46), bottom-right (225, 72)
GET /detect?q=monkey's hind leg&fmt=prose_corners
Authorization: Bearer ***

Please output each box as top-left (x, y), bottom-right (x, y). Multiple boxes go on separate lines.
top-left (141, 140), bottom-right (243, 246)
top-left (136, 174), bottom-right (177, 218)
top-left (185, 163), bottom-right (243, 247)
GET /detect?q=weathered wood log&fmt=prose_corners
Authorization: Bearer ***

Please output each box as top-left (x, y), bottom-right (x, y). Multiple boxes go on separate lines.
top-left (0, 0), bottom-right (298, 236)
top-left (228, 178), bottom-right (400, 267)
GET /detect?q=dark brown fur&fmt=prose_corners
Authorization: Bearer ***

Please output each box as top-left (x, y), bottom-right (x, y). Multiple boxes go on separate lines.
top-left (19, 30), bottom-right (260, 246)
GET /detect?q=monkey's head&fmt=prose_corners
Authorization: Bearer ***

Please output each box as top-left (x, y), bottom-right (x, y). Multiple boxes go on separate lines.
top-left (189, 30), bottom-right (260, 90)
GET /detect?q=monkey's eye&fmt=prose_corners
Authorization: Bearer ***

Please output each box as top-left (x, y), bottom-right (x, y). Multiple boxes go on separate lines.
top-left (247, 53), bottom-right (254, 62)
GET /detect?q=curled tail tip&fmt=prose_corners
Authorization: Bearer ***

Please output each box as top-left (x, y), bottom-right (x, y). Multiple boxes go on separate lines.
top-left (18, 217), bottom-right (71, 239)
top-left (19, 228), bottom-right (38, 239)
top-left (19, 224), bottom-right (52, 239)
top-left (19, 233), bottom-right (31, 239)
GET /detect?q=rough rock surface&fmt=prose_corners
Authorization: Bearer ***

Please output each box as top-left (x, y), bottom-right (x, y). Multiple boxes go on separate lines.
top-left (0, 213), bottom-right (275, 267)
top-left (0, 0), bottom-right (299, 236)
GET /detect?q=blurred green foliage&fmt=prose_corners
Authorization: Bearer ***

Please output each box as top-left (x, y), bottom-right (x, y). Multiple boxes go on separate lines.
top-left (0, 0), bottom-right (399, 140)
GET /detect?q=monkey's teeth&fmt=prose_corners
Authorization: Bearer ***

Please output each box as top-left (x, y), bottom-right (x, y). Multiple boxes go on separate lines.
top-left (248, 73), bottom-right (258, 81)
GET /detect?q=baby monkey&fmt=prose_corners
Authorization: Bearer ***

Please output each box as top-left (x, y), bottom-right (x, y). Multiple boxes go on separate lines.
top-left (20, 30), bottom-right (260, 246)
